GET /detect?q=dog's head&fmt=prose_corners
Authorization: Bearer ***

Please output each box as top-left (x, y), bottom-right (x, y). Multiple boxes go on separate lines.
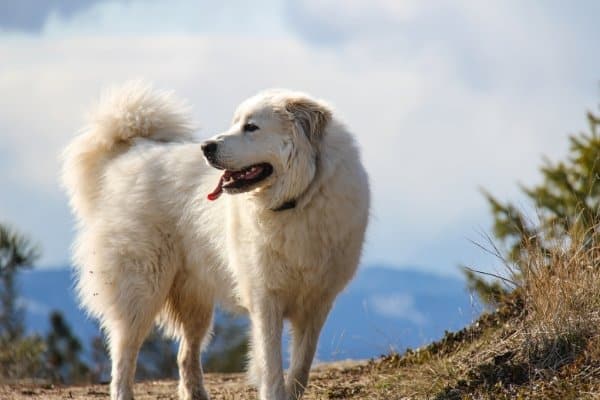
top-left (202, 90), bottom-right (331, 210)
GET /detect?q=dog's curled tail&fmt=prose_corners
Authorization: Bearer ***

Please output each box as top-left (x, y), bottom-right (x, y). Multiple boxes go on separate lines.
top-left (62, 80), bottom-right (193, 221)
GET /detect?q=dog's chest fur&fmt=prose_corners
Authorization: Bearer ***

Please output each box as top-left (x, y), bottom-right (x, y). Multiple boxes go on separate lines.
top-left (224, 196), bottom-right (353, 310)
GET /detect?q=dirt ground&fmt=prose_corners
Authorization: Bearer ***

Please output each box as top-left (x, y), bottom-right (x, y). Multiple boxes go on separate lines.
top-left (0, 361), bottom-right (369, 400)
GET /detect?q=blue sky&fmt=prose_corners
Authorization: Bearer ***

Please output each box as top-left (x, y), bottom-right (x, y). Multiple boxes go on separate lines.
top-left (0, 0), bottom-right (599, 276)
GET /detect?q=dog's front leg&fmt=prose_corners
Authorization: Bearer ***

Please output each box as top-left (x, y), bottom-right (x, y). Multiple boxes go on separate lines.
top-left (286, 302), bottom-right (332, 399)
top-left (249, 297), bottom-right (286, 400)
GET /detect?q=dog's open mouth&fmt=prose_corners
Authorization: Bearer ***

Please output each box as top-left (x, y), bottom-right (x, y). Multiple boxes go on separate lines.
top-left (207, 163), bottom-right (273, 201)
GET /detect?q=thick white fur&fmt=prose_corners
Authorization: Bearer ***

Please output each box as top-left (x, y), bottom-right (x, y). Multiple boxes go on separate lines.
top-left (62, 82), bottom-right (370, 400)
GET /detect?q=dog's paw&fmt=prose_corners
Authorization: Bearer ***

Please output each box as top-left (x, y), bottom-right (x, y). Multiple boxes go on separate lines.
top-left (285, 383), bottom-right (305, 400)
top-left (177, 384), bottom-right (210, 400)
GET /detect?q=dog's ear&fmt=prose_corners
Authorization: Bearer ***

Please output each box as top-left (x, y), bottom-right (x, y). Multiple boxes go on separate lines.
top-left (285, 97), bottom-right (332, 145)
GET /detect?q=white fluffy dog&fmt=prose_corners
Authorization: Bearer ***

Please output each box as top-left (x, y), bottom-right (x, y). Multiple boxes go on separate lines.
top-left (62, 82), bottom-right (369, 400)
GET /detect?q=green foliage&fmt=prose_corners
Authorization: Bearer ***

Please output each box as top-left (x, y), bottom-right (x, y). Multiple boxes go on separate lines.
top-left (204, 313), bottom-right (249, 373)
top-left (0, 223), bottom-right (45, 381)
top-left (136, 328), bottom-right (179, 380)
top-left (0, 224), bottom-right (40, 341)
top-left (45, 311), bottom-right (91, 383)
top-left (204, 338), bottom-right (248, 373)
top-left (486, 111), bottom-right (600, 264)
top-left (468, 108), bottom-right (600, 305)
top-left (0, 224), bottom-right (40, 270)
top-left (462, 268), bottom-right (509, 309)
top-left (90, 334), bottom-right (110, 383)
top-left (0, 335), bottom-right (45, 380)
top-left (0, 224), bottom-right (94, 385)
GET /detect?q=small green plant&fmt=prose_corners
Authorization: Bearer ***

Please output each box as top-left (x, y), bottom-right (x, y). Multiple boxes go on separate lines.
top-left (45, 311), bottom-right (91, 383)
top-left (0, 224), bottom-right (40, 341)
top-left (0, 223), bottom-right (43, 381)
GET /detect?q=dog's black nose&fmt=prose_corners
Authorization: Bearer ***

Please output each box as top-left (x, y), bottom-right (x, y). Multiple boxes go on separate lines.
top-left (201, 141), bottom-right (218, 157)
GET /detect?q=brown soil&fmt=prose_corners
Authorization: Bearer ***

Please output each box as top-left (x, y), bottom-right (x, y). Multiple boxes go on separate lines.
top-left (0, 361), bottom-right (369, 400)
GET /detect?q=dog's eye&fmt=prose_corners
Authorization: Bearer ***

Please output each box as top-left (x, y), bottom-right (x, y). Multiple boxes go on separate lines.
top-left (243, 123), bottom-right (259, 132)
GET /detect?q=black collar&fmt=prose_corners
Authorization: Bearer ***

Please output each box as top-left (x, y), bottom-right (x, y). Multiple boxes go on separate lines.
top-left (271, 199), bottom-right (297, 212)
top-left (270, 154), bottom-right (319, 213)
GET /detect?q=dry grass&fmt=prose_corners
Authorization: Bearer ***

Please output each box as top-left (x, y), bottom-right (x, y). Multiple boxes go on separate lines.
top-left (516, 231), bottom-right (600, 373)
top-left (352, 226), bottom-right (600, 399)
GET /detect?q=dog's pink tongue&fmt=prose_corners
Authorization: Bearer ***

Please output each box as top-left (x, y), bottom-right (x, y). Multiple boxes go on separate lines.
top-left (207, 176), bottom-right (224, 201)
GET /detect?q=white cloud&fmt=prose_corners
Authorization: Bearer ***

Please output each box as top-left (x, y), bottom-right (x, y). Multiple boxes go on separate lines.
top-left (286, 0), bottom-right (420, 43)
top-left (369, 293), bottom-right (427, 325)
top-left (0, 1), bottom-right (598, 270)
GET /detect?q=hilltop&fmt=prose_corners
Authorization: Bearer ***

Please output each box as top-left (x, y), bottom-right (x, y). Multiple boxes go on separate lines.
top-left (2, 290), bottom-right (599, 399)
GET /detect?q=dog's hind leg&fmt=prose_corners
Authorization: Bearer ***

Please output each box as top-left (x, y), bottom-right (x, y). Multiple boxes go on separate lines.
top-left (162, 272), bottom-right (214, 400)
top-left (286, 301), bottom-right (333, 400)
top-left (108, 316), bottom-right (155, 400)
top-left (100, 256), bottom-right (178, 400)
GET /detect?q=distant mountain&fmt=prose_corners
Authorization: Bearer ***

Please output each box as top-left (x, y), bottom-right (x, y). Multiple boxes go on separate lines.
top-left (17, 266), bottom-right (481, 363)
top-left (315, 266), bottom-right (481, 361)
top-left (19, 268), bottom-right (98, 343)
